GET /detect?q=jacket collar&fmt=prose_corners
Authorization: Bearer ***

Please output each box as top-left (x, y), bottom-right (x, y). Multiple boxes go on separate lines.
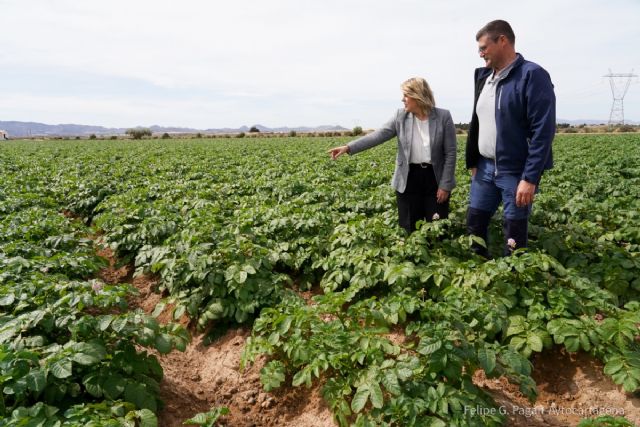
top-left (403, 109), bottom-right (437, 148)
top-left (476, 53), bottom-right (525, 81)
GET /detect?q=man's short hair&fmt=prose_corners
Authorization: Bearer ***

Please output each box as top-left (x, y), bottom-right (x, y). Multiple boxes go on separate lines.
top-left (476, 20), bottom-right (515, 45)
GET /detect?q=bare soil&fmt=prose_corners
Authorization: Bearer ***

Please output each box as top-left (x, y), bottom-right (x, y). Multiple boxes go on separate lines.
top-left (97, 247), bottom-right (640, 427)
top-left (475, 348), bottom-right (640, 426)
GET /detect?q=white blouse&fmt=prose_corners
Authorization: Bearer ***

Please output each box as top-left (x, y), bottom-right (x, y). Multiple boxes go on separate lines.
top-left (409, 116), bottom-right (431, 164)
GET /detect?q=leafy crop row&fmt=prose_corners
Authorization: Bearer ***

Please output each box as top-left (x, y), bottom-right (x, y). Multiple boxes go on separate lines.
top-left (2, 134), bottom-right (639, 426)
top-left (0, 150), bottom-right (188, 425)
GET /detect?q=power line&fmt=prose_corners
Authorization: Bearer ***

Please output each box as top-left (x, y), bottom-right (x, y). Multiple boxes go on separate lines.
top-left (603, 69), bottom-right (638, 125)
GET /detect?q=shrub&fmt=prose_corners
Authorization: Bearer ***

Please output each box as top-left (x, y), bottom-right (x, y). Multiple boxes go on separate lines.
top-left (110, 135), bottom-right (118, 140)
top-left (125, 128), bottom-right (152, 140)
top-left (289, 130), bottom-right (297, 137)
top-left (236, 132), bottom-right (245, 138)
top-left (617, 125), bottom-right (636, 133)
top-left (352, 126), bottom-right (363, 136)
top-left (89, 134), bottom-right (97, 140)
top-left (162, 133), bottom-right (170, 139)
top-left (249, 126), bottom-right (260, 133)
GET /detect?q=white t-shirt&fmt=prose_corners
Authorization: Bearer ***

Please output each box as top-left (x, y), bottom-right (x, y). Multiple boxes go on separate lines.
top-left (476, 60), bottom-right (517, 160)
top-left (409, 116), bottom-right (431, 164)
top-left (476, 77), bottom-right (499, 160)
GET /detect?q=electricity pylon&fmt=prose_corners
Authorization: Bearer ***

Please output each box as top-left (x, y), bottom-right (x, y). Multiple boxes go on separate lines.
top-left (603, 69), bottom-right (637, 125)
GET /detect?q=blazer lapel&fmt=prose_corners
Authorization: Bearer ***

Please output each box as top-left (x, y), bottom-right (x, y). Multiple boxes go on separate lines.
top-left (428, 110), bottom-right (437, 146)
top-left (403, 113), bottom-right (413, 158)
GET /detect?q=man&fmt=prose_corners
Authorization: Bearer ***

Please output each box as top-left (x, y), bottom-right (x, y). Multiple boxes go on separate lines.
top-left (466, 20), bottom-right (556, 257)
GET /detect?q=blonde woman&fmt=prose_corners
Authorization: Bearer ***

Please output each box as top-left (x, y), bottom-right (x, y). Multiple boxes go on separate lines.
top-left (329, 77), bottom-right (457, 233)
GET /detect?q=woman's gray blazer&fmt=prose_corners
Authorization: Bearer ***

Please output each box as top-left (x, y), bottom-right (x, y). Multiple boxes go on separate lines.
top-left (347, 107), bottom-right (457, 193)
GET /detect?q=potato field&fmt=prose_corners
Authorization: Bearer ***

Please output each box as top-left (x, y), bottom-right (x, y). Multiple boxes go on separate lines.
top-left (1, 134), bottom-right (639, 427)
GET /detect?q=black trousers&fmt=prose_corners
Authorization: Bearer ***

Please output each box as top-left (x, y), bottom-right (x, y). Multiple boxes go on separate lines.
top-left (396, 164), bottom-right (449, 234)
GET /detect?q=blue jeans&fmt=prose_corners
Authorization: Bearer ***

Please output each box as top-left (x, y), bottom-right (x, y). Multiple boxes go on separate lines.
top-left (469, 157), bottom-right (531, 220)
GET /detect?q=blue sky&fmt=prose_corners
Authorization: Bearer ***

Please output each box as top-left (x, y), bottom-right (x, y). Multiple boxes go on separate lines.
top-left (1, 0), bottom-right (639, 129)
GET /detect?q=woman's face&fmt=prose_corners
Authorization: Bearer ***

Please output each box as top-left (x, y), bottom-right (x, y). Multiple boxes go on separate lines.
top-left (402, 94), bottom-right (421, 115)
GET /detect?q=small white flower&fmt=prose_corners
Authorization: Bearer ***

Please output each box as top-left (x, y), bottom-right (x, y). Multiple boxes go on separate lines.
top-left (432, 213), bottom-right (440, 221)
top-left (90, 280), bottom-right (103, 293)
top-left (507, 238), bottom-right (517, 250)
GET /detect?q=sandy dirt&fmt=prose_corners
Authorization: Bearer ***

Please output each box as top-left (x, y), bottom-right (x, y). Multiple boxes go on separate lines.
top-left (97, 247), bottom-right (640, 427)
top-left (475, 348), bottom-right (640, 426)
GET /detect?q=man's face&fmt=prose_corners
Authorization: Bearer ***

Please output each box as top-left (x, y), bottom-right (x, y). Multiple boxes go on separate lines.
top-left (477, 34), bottom-right (502, 70)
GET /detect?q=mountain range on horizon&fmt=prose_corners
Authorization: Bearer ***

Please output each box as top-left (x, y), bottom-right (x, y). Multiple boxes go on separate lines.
top-left (0, 121), bottom-right (350, 138)
top-left (0, 118), bottom-right (637, 138)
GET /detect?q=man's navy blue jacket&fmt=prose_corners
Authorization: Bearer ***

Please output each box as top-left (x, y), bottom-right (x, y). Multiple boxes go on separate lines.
top-left (465, 54), bottom-right (556, 185)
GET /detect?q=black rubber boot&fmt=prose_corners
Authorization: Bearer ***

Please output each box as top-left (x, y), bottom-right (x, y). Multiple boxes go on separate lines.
top-left (466, 207), bottom-right (492, 258)
top-left (503, 218), bottom-right (529, 256)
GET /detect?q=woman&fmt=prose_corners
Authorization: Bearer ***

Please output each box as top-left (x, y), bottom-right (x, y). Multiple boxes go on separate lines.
top-left (328, 77), bottom-right (457, 233)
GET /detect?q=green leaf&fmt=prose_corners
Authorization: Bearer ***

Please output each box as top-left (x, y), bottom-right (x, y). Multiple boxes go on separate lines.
top-left (579, 333), bottom-right (591, 351)
top-left (417, 339), bottom-right (442, 356)
top-left (565, 336), bottom-right (580, 352)
top-left (397, 367), bottom-right (413, 381)
top-left (137, 408), bottom-right (158, 427)
top-left (505, 315), bottom-right (526, 337)
top-left (97, 315), bottom-right (113, 331)
top-left (71, 342), bottom-right (106, 365)
top-left (103, 374), bottom-right (126, 400)
top-left (184, 413), bottom-right (207, 424)
top-left (292, 369), bottom-right (311, 388)
top-left (277, 316), bottom-right (293, 335)
top-left (527, 334), bottom-right (544, 353)
top-left (368, 381), bottom-right (384, 409)
top-left (260, 361), bottom-right (285, 392)
top-left (622, 376), bottom-right (638, 392)
top-left (26, 369), bottom-right (46, 394)
top-left (125, 382), bottom-right (157, 412)
top-left (0, 293), bottom-right (15, 306)
top-left (478, 348), bottom-right (496, 374)
top-left (83, 373), bottom-right (103, 398)
top-left (174, 337), bottom-right (187, 352)
top-left (427, 418), bottom-right (447, 427)
top-left (155, 333), bottom-right (173, 354)
top-left (173, 305), bottom-right (186, 320)
top-left (351, 385), bottom-right (370, 413)
top-left (381, 371), bottom-right (401, 396)
top-left (238, 271), bottom-right (248, 284)
top-left (111, 316), bottom-right (128, 333)
top-left (152, 302), bottom-right (166, 318)
top-left (50, 358), bottom-right (72, 379)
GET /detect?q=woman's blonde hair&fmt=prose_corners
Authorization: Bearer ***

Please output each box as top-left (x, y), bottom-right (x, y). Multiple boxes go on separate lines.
top-left (401, 77), bottom-right (435, 116)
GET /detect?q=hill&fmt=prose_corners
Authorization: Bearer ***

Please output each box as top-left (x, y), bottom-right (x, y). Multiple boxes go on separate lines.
top-left (0, 121), bottom-right (348, 137)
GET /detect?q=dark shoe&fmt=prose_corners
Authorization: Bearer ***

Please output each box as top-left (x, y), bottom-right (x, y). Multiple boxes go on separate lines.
top-left (503, 218), bottom-right (529, 256)
top-left (467, 207), bottom-right (492, 258)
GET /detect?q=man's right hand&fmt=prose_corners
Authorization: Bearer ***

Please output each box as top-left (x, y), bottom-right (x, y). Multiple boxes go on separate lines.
top-left (470, 167), bottom-right (477, 177)
top-left (328, 145), bottom-right (349, 160)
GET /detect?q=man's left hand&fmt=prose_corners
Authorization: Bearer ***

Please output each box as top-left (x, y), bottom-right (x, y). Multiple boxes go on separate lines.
top-left (516, 180), bottom-right (536, 207)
